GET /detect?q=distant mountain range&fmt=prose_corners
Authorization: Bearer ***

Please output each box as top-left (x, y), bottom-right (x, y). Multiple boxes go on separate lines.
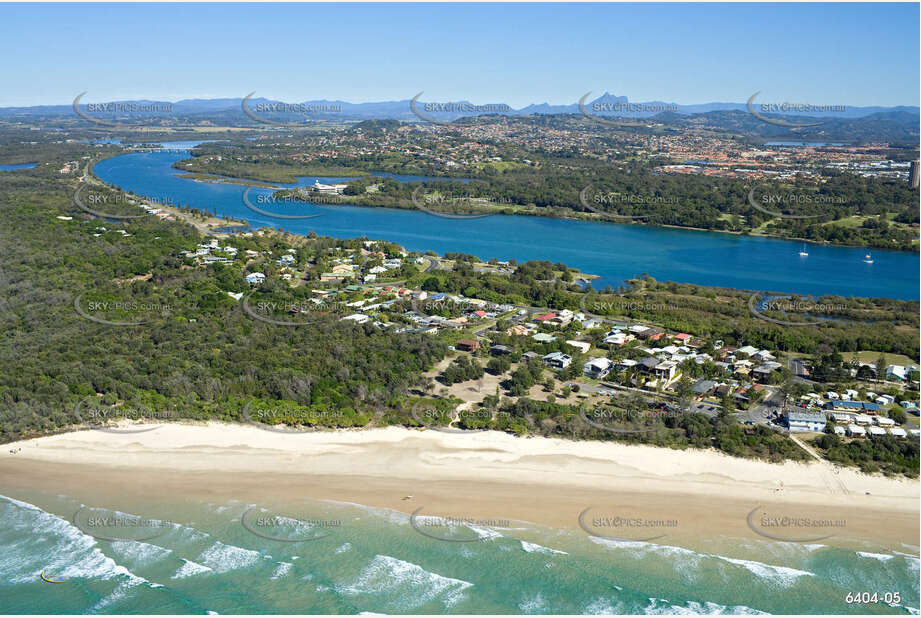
top-left (1, 92), bottom-right (917, 122)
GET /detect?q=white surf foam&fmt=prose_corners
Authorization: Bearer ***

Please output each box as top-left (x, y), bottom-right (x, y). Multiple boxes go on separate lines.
top-left (521, 540), bottom-right (567, 555)
top-left (336, 554), bottom-right (473, 611)
top-left (856, 551), bottom-right (896, 561)
top-left (518, 592), bottom-right (547, 613)
top-left (717, 556), bottom-right (813, 587)
top-left (196, 541), bottom-right (262, 573)
top-left (109, 540), bottom-right (173, 569)
top-left (583, 598), bottom-right (624, 614)
top-left (171, 558), bottom-right (213, 579)
top-left (0, 495), bottom-right (150, 588)
top-left (644, 598), bottom-right (768, 614)
top-left (589, 534), bottom-right (814, 587)
top-left (270, 561), bottom-right (293, 580)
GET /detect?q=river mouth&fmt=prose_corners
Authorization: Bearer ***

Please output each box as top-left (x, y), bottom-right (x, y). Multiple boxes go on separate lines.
top-left (91, 143), bottom-right (920, 300)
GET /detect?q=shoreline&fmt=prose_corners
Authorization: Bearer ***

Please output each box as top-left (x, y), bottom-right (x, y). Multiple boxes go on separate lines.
top-left (2, 423), bottom-right (917, 554)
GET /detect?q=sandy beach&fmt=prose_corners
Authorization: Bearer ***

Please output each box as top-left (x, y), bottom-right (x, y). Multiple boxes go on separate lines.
top-left (1, 422), bottom-right (917, 552)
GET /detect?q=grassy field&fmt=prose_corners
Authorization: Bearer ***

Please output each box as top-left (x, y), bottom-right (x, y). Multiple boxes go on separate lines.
top-left (852, 351), bottom-right (918, 367)
top-left (784, 350), bottom-right (918, 366)
top-left (473, 161), bottom-right (529, 172)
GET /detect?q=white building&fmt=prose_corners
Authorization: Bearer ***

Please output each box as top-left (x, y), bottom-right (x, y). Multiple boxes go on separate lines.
top-left (603, 332), bottom-right (629, 347)
top-left (543, 352), bottom-right (572, 370)
top-left (885, 364), bottom-right (908, 381)
top-left (584, 357), bottom-right (614, 379)
top-left (653, 360), bottom-right (679, 385)
top-left (311, 179), bottom-right (347, 194)
top-left (786, 411), bottom-right (826, 433)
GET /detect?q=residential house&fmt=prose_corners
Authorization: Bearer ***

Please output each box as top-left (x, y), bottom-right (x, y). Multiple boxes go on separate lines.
top-left (456, 339), bottom-right (480, 352)
top-left (653, 360), bottom-right (679, 385)
top-left (544, 352), bottom-right (572, 370)
top-left (638, 357), bottom-right (660, 374)
top-left (885, 365), bottom-right (909, 382)
top-left (752, 362), bottom-right (783, 383)
top-left (331, 263), bottom-right (356, 275)
top-left (636, 327), bottom-right (664, 341)
top-left (583, 357), bottom-right (614, 379)
top-left (603, 332), bottom-right (632, 347)
top-left (550, 309), bottom-right (574, 327)
top-left (692, 379), bottom-right (719, 399)
top-left (566, 340), bottom-right (591, 354)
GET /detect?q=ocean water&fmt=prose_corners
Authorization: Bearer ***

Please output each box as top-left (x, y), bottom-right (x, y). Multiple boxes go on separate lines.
top-left (91, 145), bottom-right (920, 300)
top-left (1, 492), bottom-right (918, 615)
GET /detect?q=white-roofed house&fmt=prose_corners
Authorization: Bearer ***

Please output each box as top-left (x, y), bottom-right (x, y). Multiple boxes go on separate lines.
top-left (543, 351), bottom-right (572, 370)
top-left (583, 357), bottom-right (614, 379)
top-left (885, 365), bottom-right (908, 382)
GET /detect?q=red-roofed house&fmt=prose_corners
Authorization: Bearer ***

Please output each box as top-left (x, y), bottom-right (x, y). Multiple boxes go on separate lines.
top-left (534, 312), bottom-right (557, 322)
top-left (456, 339), bottom-right (480, 352)
top-left (673, 333), bottom-right (692, 342)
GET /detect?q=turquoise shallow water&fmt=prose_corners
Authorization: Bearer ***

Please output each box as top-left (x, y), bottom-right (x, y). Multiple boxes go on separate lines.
top-left (91, 144), bottom-right (920, 300)
top-left (1, 491), bottom-right (918, 615)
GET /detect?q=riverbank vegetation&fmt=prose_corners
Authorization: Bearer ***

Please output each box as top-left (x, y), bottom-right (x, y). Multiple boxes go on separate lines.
top-left (180, 125), bottom-right (919, 251)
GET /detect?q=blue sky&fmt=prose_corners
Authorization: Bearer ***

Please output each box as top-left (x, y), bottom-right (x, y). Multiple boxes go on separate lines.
top-left (0, 3), bottom-right (917, 107)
